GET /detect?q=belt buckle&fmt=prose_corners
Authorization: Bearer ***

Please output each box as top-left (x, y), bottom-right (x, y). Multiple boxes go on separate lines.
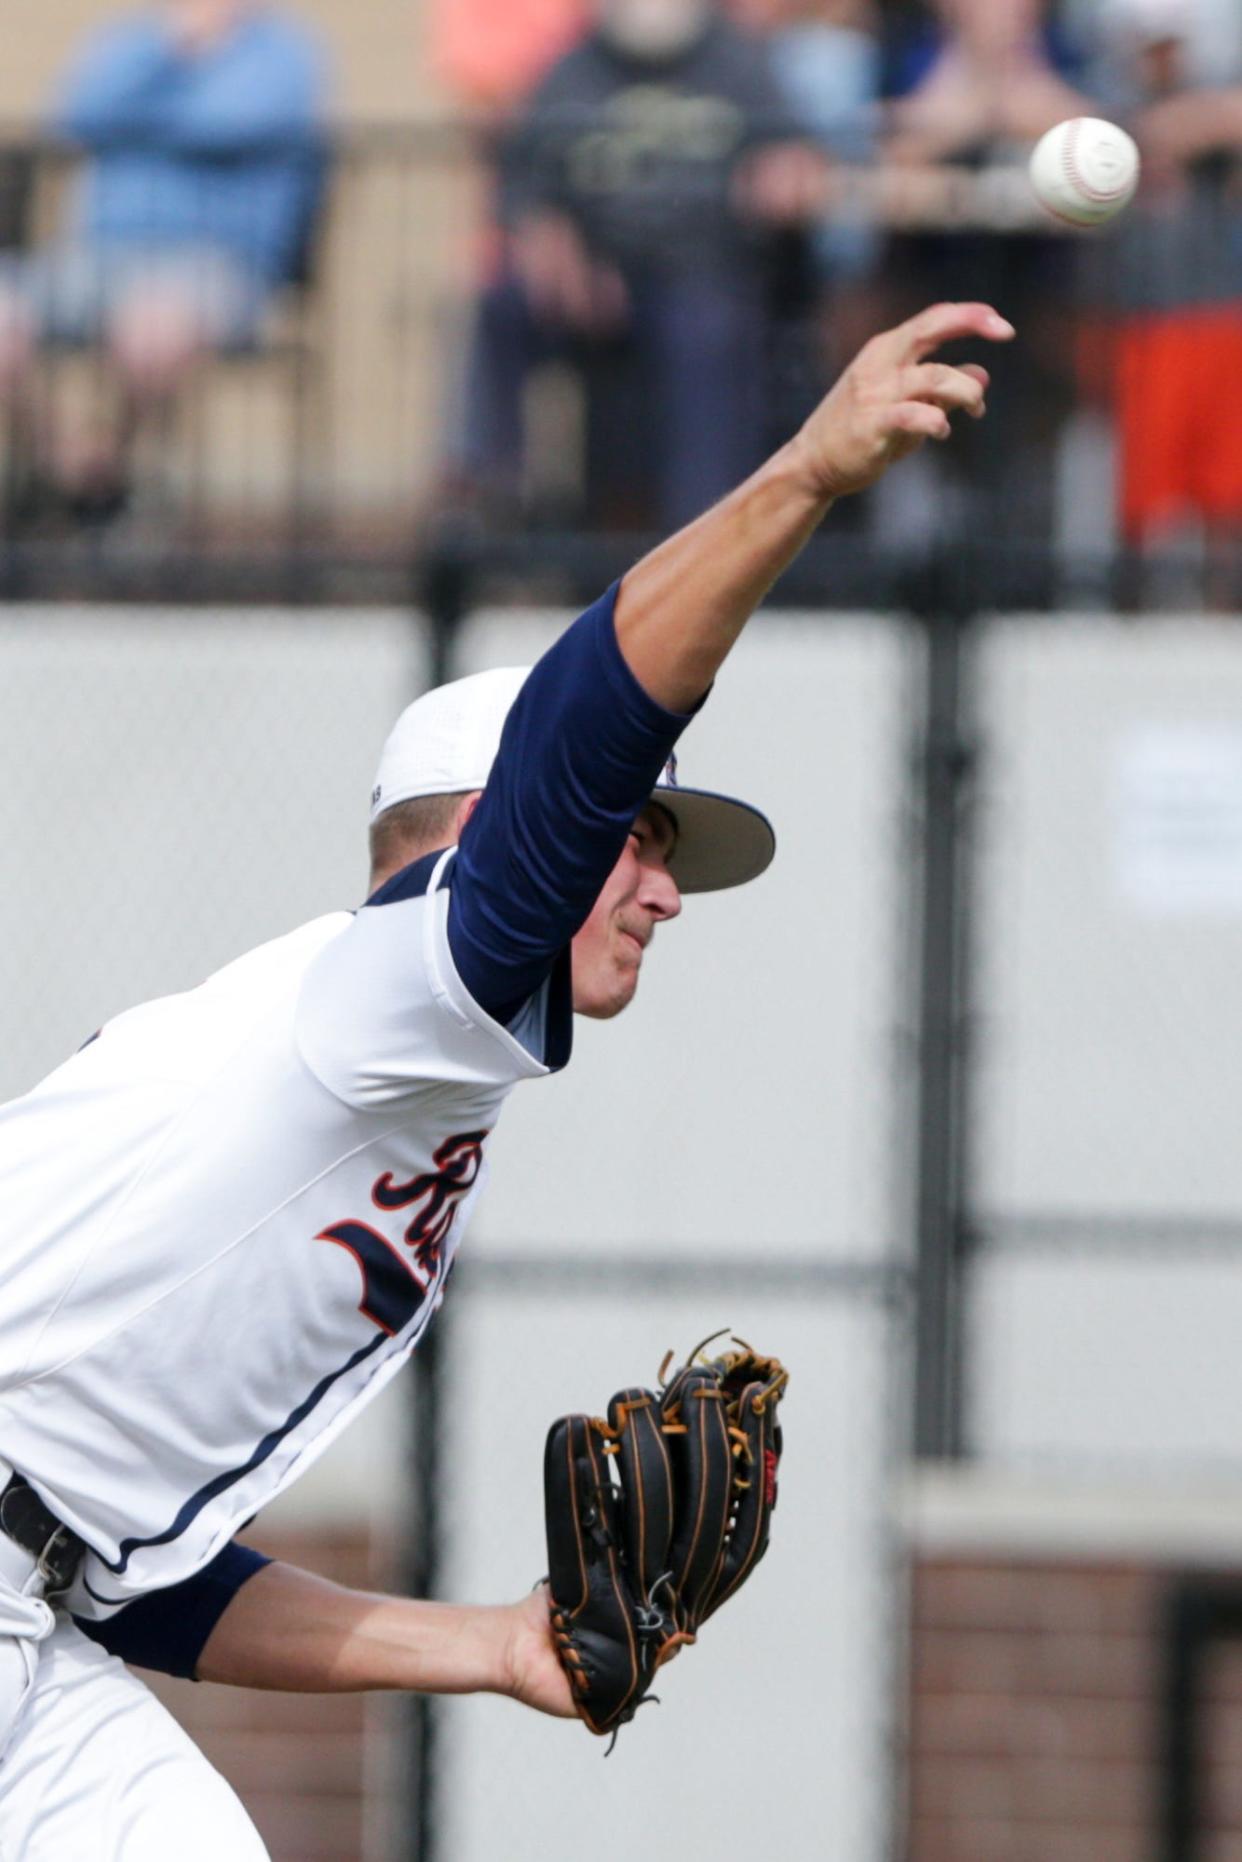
top-left (37, 1524), bottom-right (80, 1597)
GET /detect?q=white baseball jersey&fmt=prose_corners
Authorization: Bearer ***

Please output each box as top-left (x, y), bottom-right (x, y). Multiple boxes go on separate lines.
top-left (0, 849), bottom-right (567, 1617)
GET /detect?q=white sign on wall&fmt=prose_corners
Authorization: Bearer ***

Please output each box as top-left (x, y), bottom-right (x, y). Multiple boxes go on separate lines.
top-left (1113, 724), bottom-right (1242, 915)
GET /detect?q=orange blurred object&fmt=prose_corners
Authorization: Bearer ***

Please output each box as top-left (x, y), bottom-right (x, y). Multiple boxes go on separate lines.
top-left (1115, 303), bottom-right (1242, 542)
top-left (430, 0), bottom-right (589, 111)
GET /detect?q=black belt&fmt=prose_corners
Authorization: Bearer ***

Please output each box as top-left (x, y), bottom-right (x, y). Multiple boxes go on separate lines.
top-left (0, 1472), bottom-right (85, 1595)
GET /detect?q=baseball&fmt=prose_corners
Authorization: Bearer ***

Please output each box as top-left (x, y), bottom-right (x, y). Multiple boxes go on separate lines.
top-left (1028, 117), bottom-right (1140, 227)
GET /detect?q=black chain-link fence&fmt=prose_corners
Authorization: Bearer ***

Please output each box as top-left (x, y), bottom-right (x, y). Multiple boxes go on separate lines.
top-left (3, 117), bottom-right (1239, 614)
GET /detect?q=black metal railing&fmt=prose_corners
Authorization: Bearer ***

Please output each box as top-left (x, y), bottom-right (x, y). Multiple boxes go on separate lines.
top-left (0, 125), bottom-right (1232, 609)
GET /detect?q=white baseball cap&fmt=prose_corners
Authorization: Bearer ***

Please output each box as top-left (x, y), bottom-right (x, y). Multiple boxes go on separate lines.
top-left (369, 665), bottom-right (775, 894)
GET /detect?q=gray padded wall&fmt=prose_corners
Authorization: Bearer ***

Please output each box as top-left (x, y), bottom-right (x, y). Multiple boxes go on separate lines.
top-left (971, 619), bottom-right (1242, 1471)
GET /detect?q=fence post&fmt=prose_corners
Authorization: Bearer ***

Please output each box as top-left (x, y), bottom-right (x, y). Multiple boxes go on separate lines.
top-left (403, 547), bottom-right (472, 1859)
top-left (406, 1305), bottom-right (449, 1862)
top-left (1157, 1577), bottom-right (1242, 1862)
top-left (1161, 1580), bottom-right (1204, 1862)
top-left (419, 519), bottom-right (480, 690)
top-left (910, 556), bottom-right (978, 1460)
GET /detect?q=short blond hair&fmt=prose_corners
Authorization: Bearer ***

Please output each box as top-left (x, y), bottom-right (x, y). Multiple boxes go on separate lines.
top-left (368, 792), bottom-right (473, 879)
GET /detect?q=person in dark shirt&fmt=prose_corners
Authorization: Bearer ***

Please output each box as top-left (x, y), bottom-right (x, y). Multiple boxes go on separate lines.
top-left (453, 0), bottom-right (831, 531)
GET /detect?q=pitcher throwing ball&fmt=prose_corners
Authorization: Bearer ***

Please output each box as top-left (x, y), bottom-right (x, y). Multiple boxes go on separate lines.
top-left (0, 301), bottom-right (1011, 1856)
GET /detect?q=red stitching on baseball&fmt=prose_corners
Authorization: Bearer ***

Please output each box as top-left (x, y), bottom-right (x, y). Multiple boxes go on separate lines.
top-left (1040, 196), bottom-right (1098, 229)
top-left (1062, 119), bottom-right (1130, 204)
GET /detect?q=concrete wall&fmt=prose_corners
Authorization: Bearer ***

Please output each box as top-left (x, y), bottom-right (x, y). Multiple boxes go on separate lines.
top-left (970, 619), bottom-right (1242, 1474)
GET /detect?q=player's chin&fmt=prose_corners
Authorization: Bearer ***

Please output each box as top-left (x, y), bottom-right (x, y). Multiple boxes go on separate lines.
top-left (575, 957), bottom-right (643, 1020)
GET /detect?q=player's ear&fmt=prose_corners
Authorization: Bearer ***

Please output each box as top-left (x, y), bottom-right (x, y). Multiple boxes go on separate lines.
top-left (455, 791), bottom-right (485, 837)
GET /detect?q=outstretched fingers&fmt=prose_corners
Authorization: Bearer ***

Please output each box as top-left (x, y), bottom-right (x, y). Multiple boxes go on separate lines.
top-left (890, 401), bottom-right (952, 443)
top-left (894, 301), bottom-right (1015, 363)
top-left (794, 300), bottom-right (1016, 500)
top-left (898, 361), bottom-right (989, 420)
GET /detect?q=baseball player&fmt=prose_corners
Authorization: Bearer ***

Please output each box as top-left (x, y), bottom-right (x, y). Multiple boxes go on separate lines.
top-left (0, 300), bottom-right (1011, 1857)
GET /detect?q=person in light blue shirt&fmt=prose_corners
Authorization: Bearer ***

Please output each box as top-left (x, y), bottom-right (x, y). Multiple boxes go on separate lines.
top-left (724, 0), bottom-right (881, 284)
top-left (0, 0), bottom-right (329, 519)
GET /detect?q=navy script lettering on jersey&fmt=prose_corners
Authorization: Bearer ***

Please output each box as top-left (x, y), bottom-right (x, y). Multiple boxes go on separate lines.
top-left (316, 1130), bottom-right (488, 1336)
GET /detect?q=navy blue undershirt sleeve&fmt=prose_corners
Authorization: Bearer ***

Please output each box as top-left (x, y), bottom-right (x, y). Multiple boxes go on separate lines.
top-left (73, 1541), bottom-right (272, 1681)
top-left (447, 584), bottom-right (701, 1025)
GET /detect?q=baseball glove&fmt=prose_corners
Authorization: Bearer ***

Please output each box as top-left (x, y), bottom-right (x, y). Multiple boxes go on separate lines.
top-left (543, 1334), bottom-right (788, 1745)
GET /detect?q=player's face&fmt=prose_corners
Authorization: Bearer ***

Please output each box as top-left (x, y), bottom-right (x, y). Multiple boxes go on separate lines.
top-left (571, 805), bottom-right (681, 1019)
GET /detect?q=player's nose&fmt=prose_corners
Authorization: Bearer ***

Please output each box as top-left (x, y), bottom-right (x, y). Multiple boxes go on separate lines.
top-left (642, 863), bottom-right (682, 922)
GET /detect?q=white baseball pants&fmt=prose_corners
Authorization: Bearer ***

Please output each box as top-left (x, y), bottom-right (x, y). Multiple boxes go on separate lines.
top-left (0, 1570), bottom-right (268, 1861)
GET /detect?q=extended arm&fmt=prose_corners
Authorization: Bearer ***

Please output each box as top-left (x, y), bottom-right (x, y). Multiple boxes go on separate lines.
top-left (197, 1563), bottom-right (574, 1717)
top-left (55, 15), bottom-right (324, 154)
top-left (76, 1542), bottom-right (574, 1715)
top-left (144, 32), bottom-right (325, 156)
top-left (54, 21), bottom-right (180, 144)
top-left (613, 299), bottom-right (1013, 710)
top-left (1135, 86), bottom-right (1242, 167)
top-left (445, 300), bottom-right (1013, 1021)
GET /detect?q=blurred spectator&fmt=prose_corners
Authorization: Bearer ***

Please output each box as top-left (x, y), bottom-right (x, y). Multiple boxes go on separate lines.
top-left (724, 0), bottom-right (877, 165)
top-left (884, 0), bottom-right (1094, 163)
top-left (0, 0), bottom-right (329, 524)
top-left (1087, 0), bottom-right (1242, 557)
top-left (429, 0), bottom-right (589, 122)
top-left (453, 0), bottom-right (831, 532)
top-left (869, 0), bottom-right (1098, 561)
top-left (721, 0), bottom-right (881, 290)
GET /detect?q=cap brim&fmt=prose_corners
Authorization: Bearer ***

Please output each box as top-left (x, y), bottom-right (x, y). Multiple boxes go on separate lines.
top-left (648, 783), bottom-right (776, 894)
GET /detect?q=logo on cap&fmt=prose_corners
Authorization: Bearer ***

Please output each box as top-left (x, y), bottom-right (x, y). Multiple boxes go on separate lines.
top-left (371, 784), bottom-right (382, 808)
top-left (661, 752), bottom-right (679, 789)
